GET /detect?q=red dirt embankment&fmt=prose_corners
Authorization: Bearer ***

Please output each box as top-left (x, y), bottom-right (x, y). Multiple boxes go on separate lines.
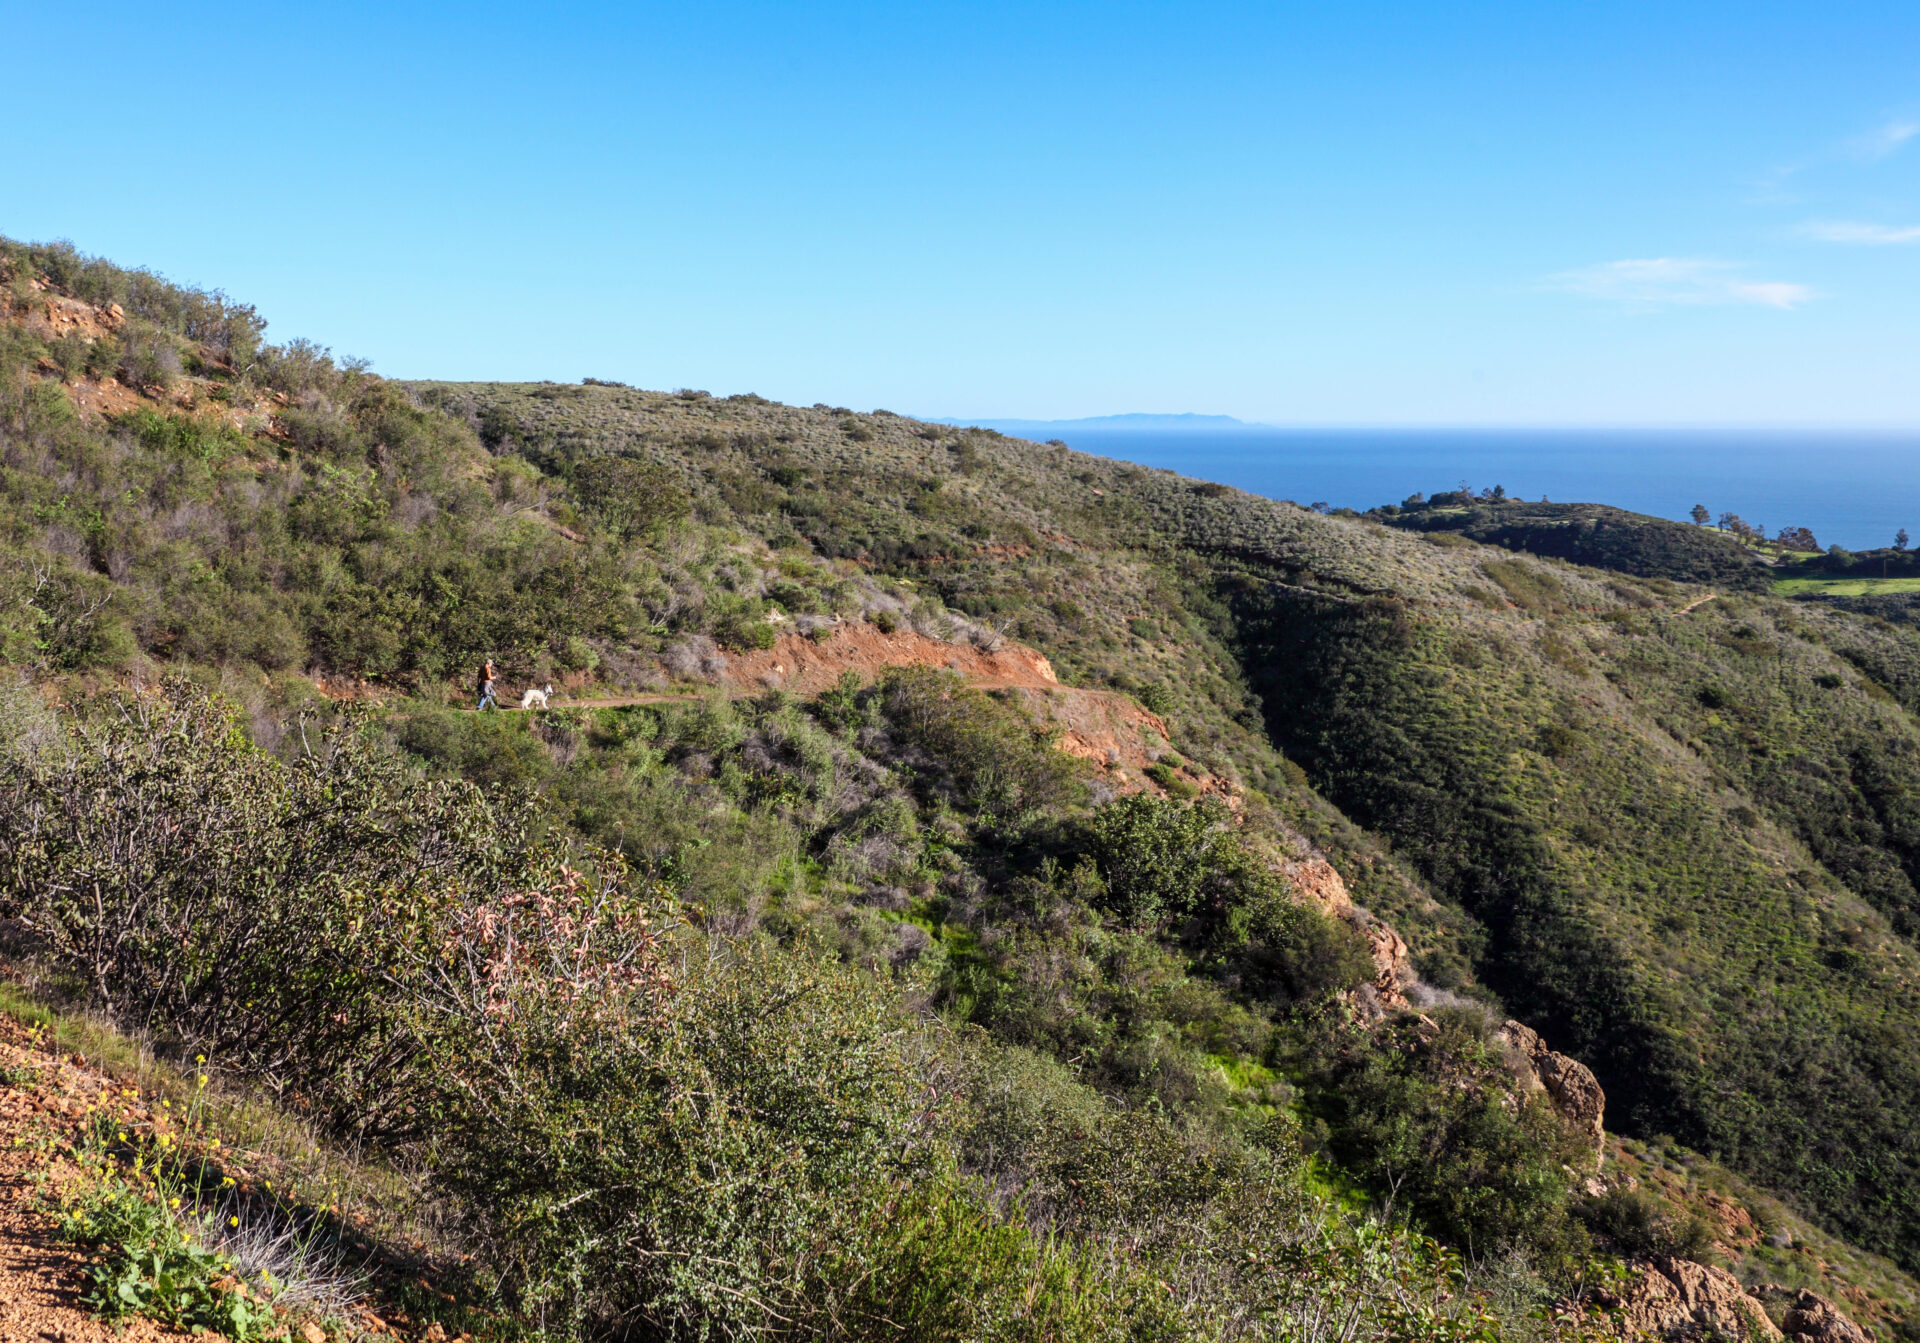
top-left (725, 623), bottom-right (1061, 695)
top-left (721, 623), bottom-right (1217, 796)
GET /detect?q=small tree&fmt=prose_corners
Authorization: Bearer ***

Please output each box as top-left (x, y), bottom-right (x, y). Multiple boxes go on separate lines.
top-left (1898, 528), bottom-right (1910, 551)
top-left (1691, 504), bottom-right (1710, 526)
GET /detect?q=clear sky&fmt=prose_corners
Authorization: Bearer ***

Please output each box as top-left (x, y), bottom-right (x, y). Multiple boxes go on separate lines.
top-left (5, 1), bottom-right (1919, 425)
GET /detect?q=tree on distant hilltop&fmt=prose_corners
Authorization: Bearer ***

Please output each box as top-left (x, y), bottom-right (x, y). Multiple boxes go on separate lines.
top-left (1898, 528), bottom-right (1910, 551)
top-left (1691, 504), bottom-right (1709, 526)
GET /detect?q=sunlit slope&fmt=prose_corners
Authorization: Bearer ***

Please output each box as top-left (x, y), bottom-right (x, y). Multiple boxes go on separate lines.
top-left (441, 375), bottom-right (1920, 1268)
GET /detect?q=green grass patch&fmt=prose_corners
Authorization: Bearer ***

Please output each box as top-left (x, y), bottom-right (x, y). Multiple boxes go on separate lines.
top-left (1775, 575), bottom-right (1920, 597)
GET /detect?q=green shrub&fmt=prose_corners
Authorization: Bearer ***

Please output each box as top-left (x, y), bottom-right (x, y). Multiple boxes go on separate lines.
top-left (880, 667), bottom-right (1083, 818)
top-left (1143, 761), bottom-right (1198, 797)
top-left (121, 407), bottom-right (239, 463)
top-left (1573, 1186), bottom-right (1714, 1260)
top-left (1304, 1011), bottom-right (1593, 1265)
top-left (571, 456), bottom-right (692, 538)
top-left (59, 1173), bottom-right (279, 1341)
top-left (1086, 793), bottom-right (1239, 929)
top-left (1080, 793), bottom-right (1372, 1005)
top-left (0, 682), bottom-right (537, 1139)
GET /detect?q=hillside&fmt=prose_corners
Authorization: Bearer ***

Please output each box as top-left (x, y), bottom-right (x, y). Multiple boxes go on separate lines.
top-left (3, 235), bottom-right (1919, 1341)
top-left (1371, 496), bottom-right (1776, 590)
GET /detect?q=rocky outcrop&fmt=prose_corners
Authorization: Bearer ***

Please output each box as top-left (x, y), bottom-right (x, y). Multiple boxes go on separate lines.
top-left (1699, 1189), bottom-right (1764, 1255)
top-left (1495, 1018), bottom-right (1607, 1160)
top-left (1616, 1257), bottom-right (1782, 1341)
top-left (1754, 1288), bottom-right (1875, 1343)
top-left (1282, 856), bottom-right (1420, 1009)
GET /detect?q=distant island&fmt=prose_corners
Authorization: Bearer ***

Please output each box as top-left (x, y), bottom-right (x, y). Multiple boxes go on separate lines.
top-left (927, 411), bottom-right (1260, 434)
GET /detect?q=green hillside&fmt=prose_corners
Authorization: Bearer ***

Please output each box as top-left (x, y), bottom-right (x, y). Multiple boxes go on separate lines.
top-left (5, 235), bottom-right (1920, 1339)
top-left (1372, 496), bottom-right (1774, 589)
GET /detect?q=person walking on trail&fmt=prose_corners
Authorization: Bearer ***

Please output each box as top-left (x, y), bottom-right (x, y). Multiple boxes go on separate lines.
top-left (476, 658), bottom-right (499, 711)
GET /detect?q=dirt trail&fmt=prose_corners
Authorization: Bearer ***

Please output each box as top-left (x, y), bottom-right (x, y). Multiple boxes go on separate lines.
top-left (0, 1018), bottom-right (188, 1343)
top-left (1677, 593), bottom-right (1718, 614)
top-left (481, 622), bottom-right (1212, 795)
top-left (506, 693), bottom-right (700, 711)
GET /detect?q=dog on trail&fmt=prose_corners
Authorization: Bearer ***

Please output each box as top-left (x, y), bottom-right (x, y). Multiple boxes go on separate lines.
top-left (519, 684), bottom-right (554, 711)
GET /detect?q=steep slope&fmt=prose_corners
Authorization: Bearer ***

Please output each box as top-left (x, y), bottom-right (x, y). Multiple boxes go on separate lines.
top-left (425, 385), bottom-right (1920, 1278)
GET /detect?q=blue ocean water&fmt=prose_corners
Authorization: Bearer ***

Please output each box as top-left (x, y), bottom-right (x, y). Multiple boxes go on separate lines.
top-left (1049, 428), bottom-right (1920, 554)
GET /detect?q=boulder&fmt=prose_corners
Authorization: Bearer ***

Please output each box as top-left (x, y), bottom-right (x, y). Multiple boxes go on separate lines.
top-left (1617, 1257), bottom-right (1782, 1341)
top-left (1755, 1287), bottom-right (1875, 1343)
top-left (1495, 1018), bottom-right (1607, 1159)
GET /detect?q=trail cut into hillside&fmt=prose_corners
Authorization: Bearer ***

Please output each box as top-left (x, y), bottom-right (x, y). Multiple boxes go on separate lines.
top-left (714, 622), bottom-right (1214, 794)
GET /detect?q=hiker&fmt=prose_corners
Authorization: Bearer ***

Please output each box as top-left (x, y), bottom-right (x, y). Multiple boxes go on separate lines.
top-left (477, 658), bottom-right (499, 711)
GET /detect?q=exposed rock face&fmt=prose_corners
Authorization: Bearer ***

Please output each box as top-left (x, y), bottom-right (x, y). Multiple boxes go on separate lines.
top-left (1617, 1257), bottom-right (1782, 1341)
top-left (1756, 1287), bottom-right (1875, 1343)
top-left (1282, 856), bottom-right (1419, 1009)
top-left (1699, 1189), bottom-right (1764, 1255)
top-left (1495, 1019), bottom-right (1607, 1159)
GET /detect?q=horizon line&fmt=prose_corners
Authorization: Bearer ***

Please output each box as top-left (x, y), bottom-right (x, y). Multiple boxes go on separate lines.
top-left (926, 416), bottom-right (1920, 434)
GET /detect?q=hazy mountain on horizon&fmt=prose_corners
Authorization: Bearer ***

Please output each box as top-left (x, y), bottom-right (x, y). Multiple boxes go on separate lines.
top-left (928, 411), bottom-right (1258, 434)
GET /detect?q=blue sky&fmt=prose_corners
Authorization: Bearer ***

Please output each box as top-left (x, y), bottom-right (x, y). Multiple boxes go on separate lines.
top-left (5, 1), bottom-right (1919, 424)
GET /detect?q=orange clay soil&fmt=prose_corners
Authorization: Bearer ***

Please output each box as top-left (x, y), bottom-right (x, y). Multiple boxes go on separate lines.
top-left (722, 622), bottom-right (1061, 695)
top-left (719, 623), bottom-right (1218, 796)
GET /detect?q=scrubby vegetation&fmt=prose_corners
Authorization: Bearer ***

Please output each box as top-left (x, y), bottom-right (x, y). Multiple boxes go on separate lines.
top-left (0, 682), bottom-right (1608, 1340)
top-left (5, 233), bottom-right (1920, 1337)
top-left (1371, 496), bottom-right (1772, 590)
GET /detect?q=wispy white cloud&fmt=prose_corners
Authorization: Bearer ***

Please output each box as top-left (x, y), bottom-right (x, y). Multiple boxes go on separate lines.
top-left (1749, 116), bottom-right (1917, 201)
top-left (1551, 258), bottom-right (1814, 310)
top-left (1848, 117), bottom-right (1920, 160)
top-left (1803, 220), bottom-right (1920, 244)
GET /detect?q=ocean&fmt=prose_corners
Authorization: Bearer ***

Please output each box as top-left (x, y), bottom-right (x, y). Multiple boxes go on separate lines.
top-left (1041, 428), bottom-right (1920, 554)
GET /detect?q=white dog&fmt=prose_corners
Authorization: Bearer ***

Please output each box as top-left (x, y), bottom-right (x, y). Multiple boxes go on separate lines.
top-left (518, 684), bottom-right (554, 710)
